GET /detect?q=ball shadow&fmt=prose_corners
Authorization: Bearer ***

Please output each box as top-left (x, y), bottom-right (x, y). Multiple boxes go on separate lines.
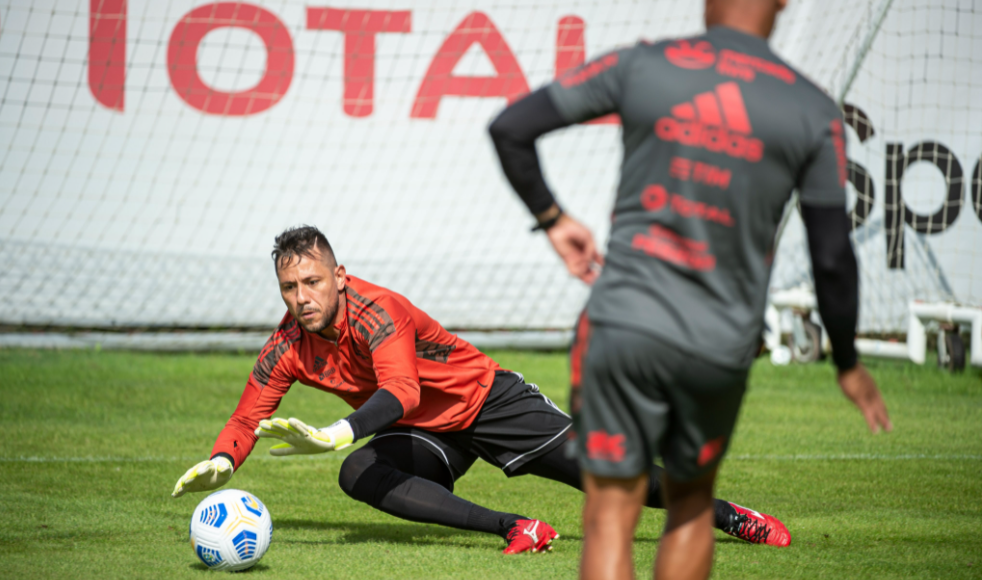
top-left (187, 562), bottom-right (271, 573)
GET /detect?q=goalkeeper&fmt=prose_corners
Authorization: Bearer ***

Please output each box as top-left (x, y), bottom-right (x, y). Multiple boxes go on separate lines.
top-left (172, 225), bottom-right (790, 553)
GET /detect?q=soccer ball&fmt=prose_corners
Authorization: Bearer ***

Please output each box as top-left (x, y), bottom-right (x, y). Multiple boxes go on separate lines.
top-left (189, 489), bottom-right (273, 571)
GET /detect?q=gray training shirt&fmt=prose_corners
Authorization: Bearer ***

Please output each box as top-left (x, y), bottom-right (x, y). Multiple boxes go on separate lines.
top-left (546, 26), bottom-right (848, 369)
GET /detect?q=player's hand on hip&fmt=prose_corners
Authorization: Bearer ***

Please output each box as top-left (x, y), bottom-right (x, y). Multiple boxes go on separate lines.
top-left (172, 456), bottom-right (233, 498)
top-left (546, 214), bottom-right (604, 285)
top-left (255, 417), bottom-right (354, 456)
top-left (837, 363), bottom-right (892, 434)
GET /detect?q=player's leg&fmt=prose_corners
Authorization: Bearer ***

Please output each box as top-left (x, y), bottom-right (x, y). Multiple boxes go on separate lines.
top-left (514, 442), bottom-right (760, 535)
top-left (650, 339), bottom-right (771, 578)
top-left (654, 468), bottom-right (717, 580)
top-left (580, 472), bottom-right (648, 580)
top-left (572, 321), bottom-right (663, 580)
top-left (337, 433), bottom-right (525, 539)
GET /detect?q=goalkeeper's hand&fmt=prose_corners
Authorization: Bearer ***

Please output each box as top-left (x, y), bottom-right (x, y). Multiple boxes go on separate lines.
top-left (254, 417), bottom-right (354, 456)
top-left (172, 456), bottom-right (233, 498)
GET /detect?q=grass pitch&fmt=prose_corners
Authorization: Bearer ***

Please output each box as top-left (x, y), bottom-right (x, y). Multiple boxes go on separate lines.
top-left (0, 347), bottom-right (979, 579)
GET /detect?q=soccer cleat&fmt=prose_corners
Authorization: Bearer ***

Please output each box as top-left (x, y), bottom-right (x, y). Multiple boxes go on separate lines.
top-left (723, 503), bottom-right (791, 547)
top-left (502, 519), bottom-right (559, 554)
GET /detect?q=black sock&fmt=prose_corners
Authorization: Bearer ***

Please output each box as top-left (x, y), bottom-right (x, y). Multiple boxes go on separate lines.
top-left (339, 439), bottom-right (525, 539)
top-left (365, 469), bottom-right (524, 539)
top-left (465, 505), bottom-right (524, 539)
top-left (714, 499), bottom-right (738, 531)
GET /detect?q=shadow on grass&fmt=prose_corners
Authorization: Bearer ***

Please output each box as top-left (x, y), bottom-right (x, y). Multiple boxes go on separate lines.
top-left (277, 519), bottom-right (749, 549)
top-left (278, 519), bottom-right (734, 548)
top-left (188, 563), bottom-right (270, 573)
top-left (275, 519), bottom-right (490, 548)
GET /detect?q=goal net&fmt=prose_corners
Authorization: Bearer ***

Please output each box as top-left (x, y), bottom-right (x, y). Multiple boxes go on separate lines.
top-left (1, 0), bottom-right (978, 344)
top-left (769, 0), bottom-right (982, 334)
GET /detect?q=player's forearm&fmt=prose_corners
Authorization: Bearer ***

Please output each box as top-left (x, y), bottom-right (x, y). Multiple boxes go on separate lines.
top-left (345, 388), bottom-right (405, 441)
top-left (211, 421), bottom-right (258, 470)
top-left (209, 427), bottom-right (257, 469)
top-left (801, 204), bottom-right (859, 371)
top-left (488, 88), bottom-right (571, 217)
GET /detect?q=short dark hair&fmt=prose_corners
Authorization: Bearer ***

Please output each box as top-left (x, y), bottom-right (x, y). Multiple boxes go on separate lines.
top-left (272, 225), bottom-right (336, 270)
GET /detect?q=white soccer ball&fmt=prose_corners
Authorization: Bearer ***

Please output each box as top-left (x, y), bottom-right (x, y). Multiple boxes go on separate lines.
top-left (189, 489), bottom-right (273, 572)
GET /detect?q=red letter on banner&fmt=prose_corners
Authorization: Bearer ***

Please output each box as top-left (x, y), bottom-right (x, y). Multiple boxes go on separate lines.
top-left (555, 15), bottom-right (618, 125)
top-left (89, 0), bottom-right (126, 112)
top-left (307, 8), bottom-right (411, 117)
top-left (411, 12), bottom-right (529, 119)
top-left (555, 16), bottom-right (585, 78)
top-left (167, 3), bottom-right (293, 116)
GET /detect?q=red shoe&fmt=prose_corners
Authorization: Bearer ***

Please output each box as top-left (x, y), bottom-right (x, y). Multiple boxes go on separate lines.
top-left (502, 519), bottom-right (559, 554)
top-left (723, 503), bottom-right (791, 547)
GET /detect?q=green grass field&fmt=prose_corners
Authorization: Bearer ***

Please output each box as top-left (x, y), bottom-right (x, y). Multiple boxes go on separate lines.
top-left (1, 348), bottom-right (979, 579)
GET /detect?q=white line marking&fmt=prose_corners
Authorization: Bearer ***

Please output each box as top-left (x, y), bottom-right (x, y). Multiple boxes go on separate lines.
top-left (0, 453), bottom-right (979, 464)
top-left (728, 453), bottom-right (982, 461)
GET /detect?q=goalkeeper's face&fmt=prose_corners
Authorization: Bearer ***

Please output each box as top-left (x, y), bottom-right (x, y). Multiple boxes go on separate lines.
top-left (276, 250), bottom-right (346, 336)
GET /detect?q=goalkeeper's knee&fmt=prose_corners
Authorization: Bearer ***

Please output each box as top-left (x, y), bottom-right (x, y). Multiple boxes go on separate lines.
top-left (338, 446), bottom-right (376, 502)
top-left (340, 446), bottom-right (428, 508)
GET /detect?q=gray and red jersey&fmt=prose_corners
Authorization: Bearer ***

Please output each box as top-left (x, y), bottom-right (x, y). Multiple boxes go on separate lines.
top-left (546, 26), bottom-right (848, 369)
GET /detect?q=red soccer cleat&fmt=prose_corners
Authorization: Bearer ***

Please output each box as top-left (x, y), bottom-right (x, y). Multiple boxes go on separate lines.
top-left (502, 519), bottom-right (559, 554)
top-left (723, 503), bottom-right (791, 547)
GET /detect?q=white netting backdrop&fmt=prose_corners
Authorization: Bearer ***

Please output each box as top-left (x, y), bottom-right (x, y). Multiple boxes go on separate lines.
top-left (770, 0), bottom-right (982, 333)
top-left (1, 0), bottom-right (979, 335)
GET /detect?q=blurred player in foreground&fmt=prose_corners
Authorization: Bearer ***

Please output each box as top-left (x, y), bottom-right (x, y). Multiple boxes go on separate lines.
top-left (172, 225), bottom-right (789, 554)
top-left (489, 0), bottom-right (892, 577)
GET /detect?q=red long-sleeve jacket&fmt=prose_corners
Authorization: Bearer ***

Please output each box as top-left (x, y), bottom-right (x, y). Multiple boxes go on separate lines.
top-left (211, 275), bottom-right (498, 468)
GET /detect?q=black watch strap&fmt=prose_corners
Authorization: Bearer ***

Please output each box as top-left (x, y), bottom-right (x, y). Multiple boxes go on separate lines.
top-left (531, 210), bottom-right (563, 232)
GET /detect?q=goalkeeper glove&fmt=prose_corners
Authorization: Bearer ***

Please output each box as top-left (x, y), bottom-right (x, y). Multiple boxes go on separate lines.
top-left (172, 456), bottom-right (233, 498)
top-left (254, 417), bottom-right (354, 456)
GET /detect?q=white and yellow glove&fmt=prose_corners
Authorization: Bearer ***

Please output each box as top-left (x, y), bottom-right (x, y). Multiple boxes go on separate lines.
top-left (172, 456), bottom-right (234, 498)
top-left (255, 417), bottom-right (354, 456)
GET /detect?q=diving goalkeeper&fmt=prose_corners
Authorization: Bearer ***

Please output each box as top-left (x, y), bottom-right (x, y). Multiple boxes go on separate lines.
top-left (171, 225), bottom-right (790, 553)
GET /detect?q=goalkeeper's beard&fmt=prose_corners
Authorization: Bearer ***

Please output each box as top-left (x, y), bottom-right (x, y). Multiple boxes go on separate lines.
top-left (297, 293), bottom-right (339, 335)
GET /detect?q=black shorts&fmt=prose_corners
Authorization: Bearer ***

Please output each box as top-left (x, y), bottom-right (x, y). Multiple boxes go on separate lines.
top-left (370, 370), bottom-right (571, 485)
top-left (571, 317), bottom-right (748, 481)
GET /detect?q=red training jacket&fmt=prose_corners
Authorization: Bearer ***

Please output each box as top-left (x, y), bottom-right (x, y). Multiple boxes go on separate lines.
top-left (211, 275), bottom-right (499, 468)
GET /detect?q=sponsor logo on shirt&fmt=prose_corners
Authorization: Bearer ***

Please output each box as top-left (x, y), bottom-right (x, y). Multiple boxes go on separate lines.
top-left (641, 184), bottom-right (734, 227)
top-left (665, 40), bottom-right (715, 69)
top-left (586, 430), bottom-right (626, 462)
top-left (313, 363), bottom-right (349, 390)
top-left (313, 356), bottom-right (327, 373)
top-left (655, 82), bottom-right (764, 162)
top-left (716, 49), bottom-right (795, 84)
top-left (631, 225), bottom-right (717, 272)
top-left (664, 40), bottom-right (796, 84)
top-left (669, 156), bottom-right (732, 189)
top-left (318, 365), bottom-right (339, 383)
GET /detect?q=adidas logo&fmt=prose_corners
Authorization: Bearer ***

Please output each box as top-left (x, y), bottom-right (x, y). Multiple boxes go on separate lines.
top-left (655, 82), bottom-right (764, 162)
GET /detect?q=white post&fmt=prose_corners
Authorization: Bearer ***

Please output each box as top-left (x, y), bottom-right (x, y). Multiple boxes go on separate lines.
top-left (907, 302), bottom-right (982, 367)
top-left (907, 304), bottom-right (927, 364)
